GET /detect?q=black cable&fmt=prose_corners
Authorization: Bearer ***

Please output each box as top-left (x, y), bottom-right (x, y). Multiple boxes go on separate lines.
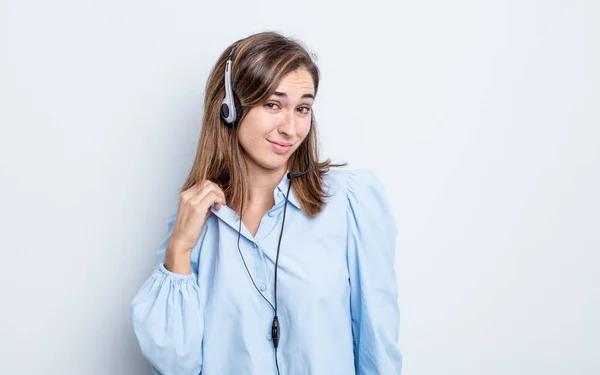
top-left (230, 116), bottom-right (309, 375)
top-left (272, 150), bottom-right (299, 375)
top-left (232, 132), bottom-right (276, 311)
top-left (274, 152), bottom-right (297, 312)
top-left (232, 131), bottom-right (298, 375)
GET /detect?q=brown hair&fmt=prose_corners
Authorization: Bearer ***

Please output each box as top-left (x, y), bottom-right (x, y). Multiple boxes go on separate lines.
top-left (180, 31), bottom-right (346, 217)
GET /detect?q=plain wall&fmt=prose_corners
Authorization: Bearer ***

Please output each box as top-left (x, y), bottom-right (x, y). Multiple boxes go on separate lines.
top-left (1, 0), bottom-right (598, 374)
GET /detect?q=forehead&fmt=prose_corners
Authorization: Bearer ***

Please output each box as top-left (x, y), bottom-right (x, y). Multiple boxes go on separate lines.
top-left (274, 69), bottom-right (315, 97)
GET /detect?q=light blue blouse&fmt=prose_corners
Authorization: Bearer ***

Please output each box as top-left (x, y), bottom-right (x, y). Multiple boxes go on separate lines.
top-left (131, 168), bottom-right (402, 374)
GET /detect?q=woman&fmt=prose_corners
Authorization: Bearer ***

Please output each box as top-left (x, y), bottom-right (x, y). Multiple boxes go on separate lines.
top-left (131, 31), bottom-right (403, 375)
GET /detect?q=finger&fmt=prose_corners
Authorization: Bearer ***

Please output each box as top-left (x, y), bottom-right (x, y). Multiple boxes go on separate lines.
top-left (180, 185), bottom-right (200, 202)
top-left (192, 182), bottom-right (226, 206)
top-left (181, 180), bottom-right (211, 203)
top-left (191, 188), bottom-right (222, 209)
top-left (199, 180), bottom-right (213, 189)
top-left (200, 192), bottom-right (225, 213)
top-left (212, 184), bottom-right (227, 206)
top-left (207, 182), bottom-right (227, 205)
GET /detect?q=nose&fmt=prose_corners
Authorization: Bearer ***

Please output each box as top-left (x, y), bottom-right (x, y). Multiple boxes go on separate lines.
top-left (277, 110), bottom-right (296, 136)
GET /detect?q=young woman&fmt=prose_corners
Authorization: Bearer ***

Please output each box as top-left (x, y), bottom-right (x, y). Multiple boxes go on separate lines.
top-left (131, 31), bottom-right (403, 375)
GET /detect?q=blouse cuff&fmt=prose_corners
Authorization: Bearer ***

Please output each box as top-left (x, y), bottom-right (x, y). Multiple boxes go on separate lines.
top-left (157, 263), bottom-right (197, 282)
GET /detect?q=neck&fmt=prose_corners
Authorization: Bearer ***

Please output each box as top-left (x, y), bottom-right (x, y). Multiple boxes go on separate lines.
top-left (245, 165), bottom-right (287, 208)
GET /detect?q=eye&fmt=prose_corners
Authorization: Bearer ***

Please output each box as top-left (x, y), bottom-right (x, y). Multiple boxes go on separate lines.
top-left (264, 102), bottom-right (280, 111)
top-left (297, 106), bottom-right (312, 115)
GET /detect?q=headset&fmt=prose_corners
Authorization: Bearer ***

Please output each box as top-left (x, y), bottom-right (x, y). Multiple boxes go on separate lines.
top-left (220, 44), bottom-right (311, 375)
top-left (220, 47), bottom-right (243, 128)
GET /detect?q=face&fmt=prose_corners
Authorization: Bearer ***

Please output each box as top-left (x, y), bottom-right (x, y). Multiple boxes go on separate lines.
top-left (238, 68), bottom-right (315, 174)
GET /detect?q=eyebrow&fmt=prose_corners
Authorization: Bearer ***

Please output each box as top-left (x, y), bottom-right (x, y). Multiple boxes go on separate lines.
top-left (272, 91), bottom-right (315, 100)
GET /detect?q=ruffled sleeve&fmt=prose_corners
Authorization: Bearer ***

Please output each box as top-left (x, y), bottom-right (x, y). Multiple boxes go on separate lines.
top-left (131, 212), bottom-right (206, 375)
top-left (346, 169), bottom-right (403, 374)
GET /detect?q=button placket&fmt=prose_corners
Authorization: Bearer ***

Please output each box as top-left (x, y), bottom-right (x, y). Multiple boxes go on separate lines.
top-left (253, 208), bottom-right (281, 304)
top-left (251, 241), bottom-right (270, 297)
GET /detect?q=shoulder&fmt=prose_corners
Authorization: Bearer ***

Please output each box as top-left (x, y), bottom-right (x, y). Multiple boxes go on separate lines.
top-left (323, 168), bottom-right (388, 200)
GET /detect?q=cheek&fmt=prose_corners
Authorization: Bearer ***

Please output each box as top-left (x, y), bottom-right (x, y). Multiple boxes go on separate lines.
top-left (238, 126), bottom-right (266, 154)
top-left (300, 126), bottom-right (311, 143)
top-left (240, 116), bottom-right (273, 143)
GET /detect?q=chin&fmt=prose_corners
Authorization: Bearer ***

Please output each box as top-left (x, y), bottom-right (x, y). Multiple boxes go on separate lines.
top-left (257, 156), bottom-right (289, 171)
top-left (261, 162), bottom-right (288, 172)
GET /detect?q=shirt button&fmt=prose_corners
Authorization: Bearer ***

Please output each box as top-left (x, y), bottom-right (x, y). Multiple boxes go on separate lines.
top-left (253, 243), bottom-right (258, 248)
top-left (268, 211), bottom-right (276, 217)
top-left (266, 334), bottom-right (272, 341)
top-left (260, 284), bottom-right (267, 291)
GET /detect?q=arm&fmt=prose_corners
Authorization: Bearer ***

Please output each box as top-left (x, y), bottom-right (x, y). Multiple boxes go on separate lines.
top-left (131, 212), bottom-right (206, 375)
top-left (346, 170), bottom-right (403, 374)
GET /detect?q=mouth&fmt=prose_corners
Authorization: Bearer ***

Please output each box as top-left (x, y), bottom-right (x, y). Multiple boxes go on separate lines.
top-left (267, 139), bottom-right (294, 154)
top-left (268, 140), bottom-right (293, 147)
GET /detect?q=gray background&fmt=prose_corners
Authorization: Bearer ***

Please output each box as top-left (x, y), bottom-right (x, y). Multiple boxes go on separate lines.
top-left (1, 0), bottom-right (598, 374)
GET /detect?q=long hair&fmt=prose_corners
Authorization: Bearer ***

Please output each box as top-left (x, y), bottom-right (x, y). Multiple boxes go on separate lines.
top-left (180, 31), bottom-right (346, 218)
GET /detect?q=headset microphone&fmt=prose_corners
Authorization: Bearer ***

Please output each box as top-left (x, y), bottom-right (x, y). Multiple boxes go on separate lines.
top-left (287, 116), bottom-right (313, 180)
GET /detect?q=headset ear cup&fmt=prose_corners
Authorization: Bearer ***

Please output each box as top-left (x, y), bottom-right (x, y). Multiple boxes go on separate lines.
top-left (220, 103), bottom-right (231, 124)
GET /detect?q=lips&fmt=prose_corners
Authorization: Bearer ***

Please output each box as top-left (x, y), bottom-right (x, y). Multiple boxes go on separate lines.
top-left (268, 140), bottom-right (293, 147)
top-left (267, 139), bottom-right (294, 154)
